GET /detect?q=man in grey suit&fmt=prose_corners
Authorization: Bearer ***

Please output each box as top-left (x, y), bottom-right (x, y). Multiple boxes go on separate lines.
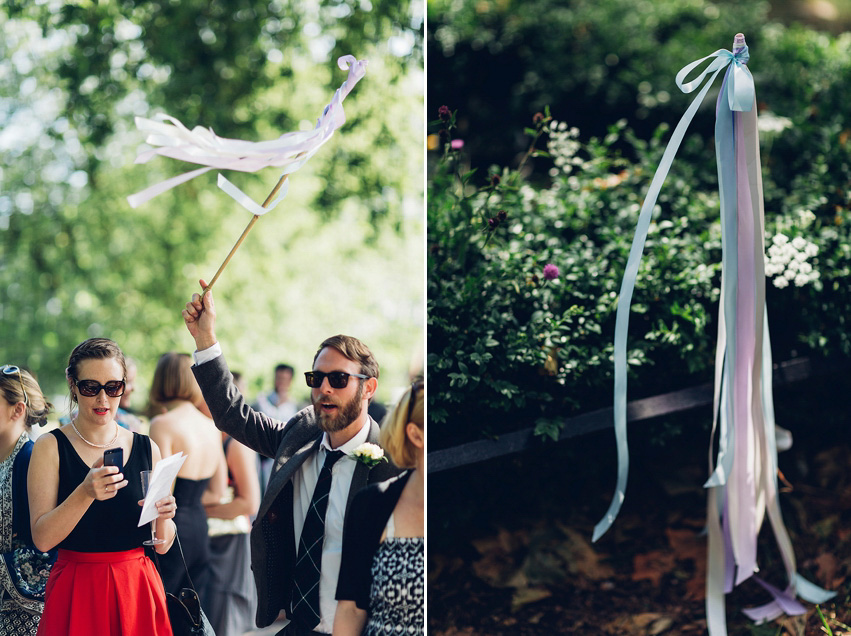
top-left (183, 281), bottom-right (399, 635)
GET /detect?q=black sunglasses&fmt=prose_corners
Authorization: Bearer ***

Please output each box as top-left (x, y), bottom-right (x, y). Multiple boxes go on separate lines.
top-left (304, 371), bottom-right (369, 389)
top-left (75, 379), bottom-right (126, 398)
top-left (1, 365), bottom-right (29, 406)
top-left (406, 379), bottom-right (423, 424)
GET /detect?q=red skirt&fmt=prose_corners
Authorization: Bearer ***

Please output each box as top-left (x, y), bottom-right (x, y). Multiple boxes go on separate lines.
top-left (37, 548), bottom-right (173, 636)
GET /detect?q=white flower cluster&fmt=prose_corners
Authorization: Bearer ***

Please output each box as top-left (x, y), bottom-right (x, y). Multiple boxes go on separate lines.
top-left (351, 442), bottom-right (385, 464)
top-left (757, 111), bottom-right (793, 136)
top-left (764, 233), bottom-right (819, 289)
top-left (545, 120), bottom-right (582, 178)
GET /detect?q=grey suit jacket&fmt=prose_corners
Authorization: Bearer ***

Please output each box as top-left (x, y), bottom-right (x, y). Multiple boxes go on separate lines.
top-left (193, 355), bottom-right (400, 628)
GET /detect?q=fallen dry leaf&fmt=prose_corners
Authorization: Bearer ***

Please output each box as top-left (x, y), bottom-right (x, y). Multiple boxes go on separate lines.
top-left (511, 585), bottom-right (552, 611)
top-left (632, 549), bottom-right (676, 587)
top-left (603, 611), bottom-right (675, 635)
top-left (519, 522), bottom-right (615, 588)
top-left (813, 551), bottom-right (844, 589)
top-left (666, 527), bottom-right (707, 601)
top-left (470, 527), bottom-right (528, 588)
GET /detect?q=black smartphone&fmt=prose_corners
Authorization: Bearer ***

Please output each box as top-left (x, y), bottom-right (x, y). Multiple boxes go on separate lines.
top-left (103, 447), bottom-right (123, 469)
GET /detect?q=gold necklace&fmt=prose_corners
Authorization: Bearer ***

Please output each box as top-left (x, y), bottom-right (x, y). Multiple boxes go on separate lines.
top-left (71, 419), bottom-right (119, 449)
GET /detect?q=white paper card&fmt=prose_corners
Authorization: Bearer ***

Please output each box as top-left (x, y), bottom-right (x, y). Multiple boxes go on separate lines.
top-left (137, 452), bottom-right (187, 526)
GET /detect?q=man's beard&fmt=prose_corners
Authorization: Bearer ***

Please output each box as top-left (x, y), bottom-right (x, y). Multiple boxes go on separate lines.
top-left (314, 381), bottom-right (365, 433)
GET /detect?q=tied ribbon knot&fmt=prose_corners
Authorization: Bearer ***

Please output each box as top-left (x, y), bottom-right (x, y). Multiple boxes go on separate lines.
top-left (676, 46), bottom-right (754, 112)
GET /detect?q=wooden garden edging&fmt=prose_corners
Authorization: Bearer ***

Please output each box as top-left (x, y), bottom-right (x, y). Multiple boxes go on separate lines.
top-left (427, 356), bottom-right (850, 474)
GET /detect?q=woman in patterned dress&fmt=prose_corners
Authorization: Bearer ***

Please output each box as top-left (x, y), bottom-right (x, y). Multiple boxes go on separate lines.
top-left (0, 365), bottom-right (53, 635)
top-left (334, 378), bottom-right (424, 635)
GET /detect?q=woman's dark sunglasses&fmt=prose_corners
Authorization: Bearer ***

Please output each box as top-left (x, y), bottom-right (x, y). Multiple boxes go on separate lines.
top-left (304, 371), bottom-right (368, 389)
top-left (75, 379), bottom-right (126, 398)
top-left (1, 365), bottom-right (29, 405)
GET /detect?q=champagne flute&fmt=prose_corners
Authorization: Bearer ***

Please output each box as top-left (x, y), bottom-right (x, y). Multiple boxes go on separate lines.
top-left (140, 470), bottom-right (166, 546)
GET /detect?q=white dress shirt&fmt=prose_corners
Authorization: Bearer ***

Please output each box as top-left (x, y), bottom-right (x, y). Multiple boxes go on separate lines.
top-left (292, 425), bottom-right (369, 633)
top-left (193, 343), bottom-right (369, 633)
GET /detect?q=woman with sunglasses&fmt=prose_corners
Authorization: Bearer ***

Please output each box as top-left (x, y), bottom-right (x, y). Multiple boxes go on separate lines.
top-left (334, 378), bottom-right (425, 636)
top-left (0, 365), bottom-right (54, 635)
top-left (28, 338), bottom-right (176, 635)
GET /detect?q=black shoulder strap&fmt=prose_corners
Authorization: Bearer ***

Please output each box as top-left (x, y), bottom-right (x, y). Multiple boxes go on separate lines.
top-left (12, 439), bottom-right (34, 541)
top-left (140, 432), bottom-right (153, 470)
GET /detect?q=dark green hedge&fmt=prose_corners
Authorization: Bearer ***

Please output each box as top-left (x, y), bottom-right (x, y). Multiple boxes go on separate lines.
top-left (427, 16), bottom-right (851, 448)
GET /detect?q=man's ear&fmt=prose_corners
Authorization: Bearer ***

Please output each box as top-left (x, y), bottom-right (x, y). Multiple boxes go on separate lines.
top-left (406, 422), bottom-right (424, 450)
top-left (363, 377), bottom-right (378, 402)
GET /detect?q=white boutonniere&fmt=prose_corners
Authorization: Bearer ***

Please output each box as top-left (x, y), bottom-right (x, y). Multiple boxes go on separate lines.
top-left (350, 442), bottom-right (387, 468)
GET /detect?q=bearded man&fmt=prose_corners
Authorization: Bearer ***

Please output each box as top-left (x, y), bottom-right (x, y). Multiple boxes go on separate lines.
top-left (183, 280), bottom-right (400, 636)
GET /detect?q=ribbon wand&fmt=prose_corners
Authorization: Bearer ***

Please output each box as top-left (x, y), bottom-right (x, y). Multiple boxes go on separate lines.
top-left (201, 165), bottom-right (294, 295)
top-left (593, 34), bottom-right (835, 633)
top-left (126, 56), bottom-right (368, 294)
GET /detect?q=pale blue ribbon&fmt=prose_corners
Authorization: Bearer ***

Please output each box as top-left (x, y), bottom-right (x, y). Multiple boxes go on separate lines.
top-left (704, 67), bottom-right (738, 489)
top-left (593, 46), bottom-right (754, 542)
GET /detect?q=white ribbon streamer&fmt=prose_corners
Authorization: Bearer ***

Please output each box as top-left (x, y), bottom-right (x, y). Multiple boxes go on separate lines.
top-left (216, 173), bottom-right (289, 216)
top-left (127, 55), bottom-right (368, 210)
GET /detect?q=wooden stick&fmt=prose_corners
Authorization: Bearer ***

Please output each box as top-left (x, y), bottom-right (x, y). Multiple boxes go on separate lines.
top-left (202, 171), bottom-right (291, 295)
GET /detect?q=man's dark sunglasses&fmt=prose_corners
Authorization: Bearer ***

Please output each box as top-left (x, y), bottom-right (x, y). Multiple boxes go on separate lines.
top-left (304, 371), bottom-right (369, 389)
top-left (75, 379), bottom-right (126, 398)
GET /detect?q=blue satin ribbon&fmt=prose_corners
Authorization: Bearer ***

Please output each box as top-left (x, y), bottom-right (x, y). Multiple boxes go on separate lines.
top-left (593, 45), bottom-right (753, 543)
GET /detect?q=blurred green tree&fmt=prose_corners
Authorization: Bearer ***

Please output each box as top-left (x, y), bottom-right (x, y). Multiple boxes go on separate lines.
top-left (0, 1), bottom-right (423, 405)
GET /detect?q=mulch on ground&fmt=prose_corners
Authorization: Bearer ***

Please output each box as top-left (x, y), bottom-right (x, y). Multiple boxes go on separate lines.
top-left (428, 376), bottom-right (851, 635)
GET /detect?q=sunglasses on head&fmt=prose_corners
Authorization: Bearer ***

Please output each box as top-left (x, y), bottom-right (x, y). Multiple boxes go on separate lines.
top-left (1, 365), bottom-right (29, 406)
top-left (406, 378), bottom-right (423, 424)
top-left (75, 379), bottom-right (126, 398)
top-left (304, 371), bottom-right (369, 389)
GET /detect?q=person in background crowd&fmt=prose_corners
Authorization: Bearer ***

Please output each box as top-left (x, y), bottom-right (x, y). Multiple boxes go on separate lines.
top-left (116, 358), bottom-right (144, 433)
top-left (148, 352), bottom-right (225, 607)
top-left (255, 363), bottom-right (299, 422)
top-left (0, 365), bottom-right (54, 635)
top-left (182, 280), bottom-right (400, 635)
top-left (334, 378), bottom-right (425, 636)
top-left (254, 363), bottom-right (299, 491)
top-left (29, 338), bottom-right (176, 635)
top-left (204, 371), bottom-right (261, 635)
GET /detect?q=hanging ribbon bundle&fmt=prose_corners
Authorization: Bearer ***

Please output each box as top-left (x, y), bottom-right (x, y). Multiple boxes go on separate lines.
top-left (126, 55), bottom-right (367, 292)
top-left (593, 34), bottom-right (835, 632)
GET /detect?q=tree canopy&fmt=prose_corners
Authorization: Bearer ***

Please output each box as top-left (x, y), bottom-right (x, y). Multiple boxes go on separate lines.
top-left (0, 0), bottom-right (424, 407)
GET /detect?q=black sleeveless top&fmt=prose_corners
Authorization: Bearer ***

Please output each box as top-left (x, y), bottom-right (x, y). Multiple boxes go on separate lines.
top-left (51, 429), bottom-right (153, 551)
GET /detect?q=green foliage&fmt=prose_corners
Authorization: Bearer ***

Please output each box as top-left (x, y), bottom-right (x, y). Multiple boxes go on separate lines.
top-left (429, 36), bottom-right (851, 448)
top-left (0, 3), bottom-right (423, 405)
top-left (428, 0), bottom-right (851, 186)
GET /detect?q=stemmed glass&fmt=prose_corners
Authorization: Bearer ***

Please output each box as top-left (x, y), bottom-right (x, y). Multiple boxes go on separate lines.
top-left (140, 470), bottom-right (166, 546)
